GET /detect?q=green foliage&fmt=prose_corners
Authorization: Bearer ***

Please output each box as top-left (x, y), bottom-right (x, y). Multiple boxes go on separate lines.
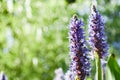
top-left (0, 0), bottom-right (120, 80)
top-left (65, 0), bottom-right (76, 4)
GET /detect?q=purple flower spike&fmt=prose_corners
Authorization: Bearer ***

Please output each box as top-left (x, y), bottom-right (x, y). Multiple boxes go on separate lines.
top-left (89, 5), bottom-right (108, 59)
top-left (69, 15), bottom-right (90, 80)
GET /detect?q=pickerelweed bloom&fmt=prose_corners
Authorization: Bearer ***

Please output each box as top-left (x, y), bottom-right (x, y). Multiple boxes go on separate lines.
top-left (69, 15), bottom-right (90, 80)
top-left (88, 5), bottom-right (108, 59)
top-left (54, 68), bottom-right (64, 80)
top-left (0, 72), bottom-right (7, 80)
top-left (64, 70), bottom-right (73, 80)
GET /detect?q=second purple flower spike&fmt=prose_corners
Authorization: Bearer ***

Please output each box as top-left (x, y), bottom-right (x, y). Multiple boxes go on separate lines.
top-left (89, 5), bottom-right (108, 59)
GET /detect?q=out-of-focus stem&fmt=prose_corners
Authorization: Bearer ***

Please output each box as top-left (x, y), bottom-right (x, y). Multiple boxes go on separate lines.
top-left (102, 60), bottom-right (107, 80)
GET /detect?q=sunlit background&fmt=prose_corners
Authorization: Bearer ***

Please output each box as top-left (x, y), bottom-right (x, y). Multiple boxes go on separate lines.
top-left (0, 0), bottom-right (120, 80)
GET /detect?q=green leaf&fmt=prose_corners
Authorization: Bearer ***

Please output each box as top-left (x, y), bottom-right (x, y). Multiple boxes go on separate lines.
top-left (108, 54), bottom-right (120, 80)
top-left (106, 66), bottom-right (115, 80)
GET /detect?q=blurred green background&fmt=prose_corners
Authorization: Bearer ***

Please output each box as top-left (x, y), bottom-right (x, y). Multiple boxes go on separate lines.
top-left (0, 0), bottom-right (120, 80)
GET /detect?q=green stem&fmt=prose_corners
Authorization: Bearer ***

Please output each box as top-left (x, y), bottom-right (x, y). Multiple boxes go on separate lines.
top-left (95, 53), bottom-right (103, 80)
